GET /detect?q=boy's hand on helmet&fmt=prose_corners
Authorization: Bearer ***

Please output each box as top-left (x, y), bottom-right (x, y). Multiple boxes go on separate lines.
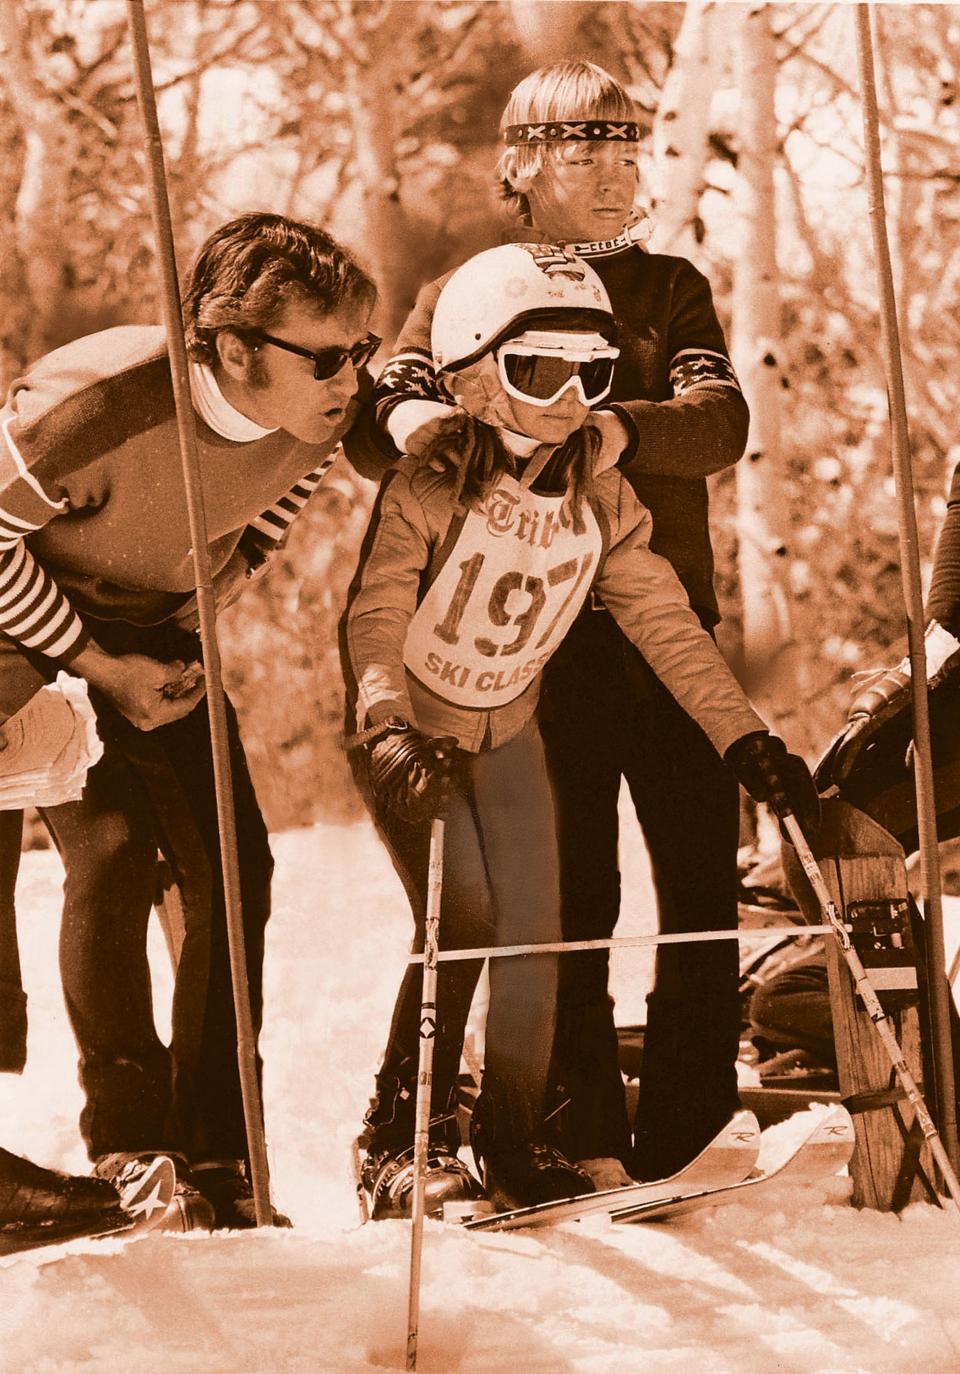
top-left (367, 722), bottom-right (458, 821)
top-left (725, 730), bottom-right (821, 838)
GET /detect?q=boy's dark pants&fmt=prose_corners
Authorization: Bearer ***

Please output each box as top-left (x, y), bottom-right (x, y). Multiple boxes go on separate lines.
top-left (359, 720), bottom-right (561, 1148)
top-left (539, 604), bottom-right (742, 1178)
top-left (0, 630), bottom-right (273, 1163)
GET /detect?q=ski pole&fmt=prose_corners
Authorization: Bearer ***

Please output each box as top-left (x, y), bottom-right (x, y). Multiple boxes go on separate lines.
top-left (781, 811), bottom-right (960, 1215)
top-left (406, 812), bottom-right (445, 1370)
top-left (126, 0), bottom-right (272, 1224)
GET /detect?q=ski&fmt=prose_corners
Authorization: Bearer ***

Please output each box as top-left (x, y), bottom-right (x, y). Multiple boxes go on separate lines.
top-left (0, 1154), bottom-right (176, 1256)
top-left (460, 1108), bottom-right (762, 1232)
top-left (611, 1104), bottom-right (855, 1225)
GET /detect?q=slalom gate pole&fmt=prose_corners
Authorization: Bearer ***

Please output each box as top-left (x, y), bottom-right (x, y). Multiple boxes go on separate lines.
top-left (406, 923), bottom-right (833, 965)
top-left (854, 3), bottom-right (959, 1169)
top-left (406, 815), bottom-right (445, 1370)
top-left (782, 813), bottom-right (960, 1214)
top-left (126, 0), bottom-right (272, 1226)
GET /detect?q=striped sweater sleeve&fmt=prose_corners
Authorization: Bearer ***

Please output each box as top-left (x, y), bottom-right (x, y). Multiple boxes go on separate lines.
top-left (170, 463), bottom-right (337, 632)
top-left (0, 419), bottom-right (87, 660)
top-left (243, 463), bottom-right (334, 563)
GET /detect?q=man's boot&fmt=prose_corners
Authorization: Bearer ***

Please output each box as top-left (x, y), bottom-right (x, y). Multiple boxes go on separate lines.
top-left (0, 1146), bottom-right (120, 1229)
top-left (470, 1087), bottom-right (592, 1211)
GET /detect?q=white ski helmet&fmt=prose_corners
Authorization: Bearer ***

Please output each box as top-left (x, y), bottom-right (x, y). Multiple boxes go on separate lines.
top-left (431, 243), bottom-right (615, 373)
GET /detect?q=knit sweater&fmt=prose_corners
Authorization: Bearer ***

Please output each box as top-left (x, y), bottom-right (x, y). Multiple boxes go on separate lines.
top-left (0, 326), bottom-right (380, 660)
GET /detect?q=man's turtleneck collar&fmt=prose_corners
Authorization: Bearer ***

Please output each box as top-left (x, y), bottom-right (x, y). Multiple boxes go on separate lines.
top-left (189, 361), bottom-right (278, 442)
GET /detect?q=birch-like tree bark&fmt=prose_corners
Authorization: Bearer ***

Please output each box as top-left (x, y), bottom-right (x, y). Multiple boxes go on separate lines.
top-left (0, 0), bottom-right (78, 371)
top-left (730, 4), bottom-right (808, 740)
top-left (648, 0), bottom-right (734, 259)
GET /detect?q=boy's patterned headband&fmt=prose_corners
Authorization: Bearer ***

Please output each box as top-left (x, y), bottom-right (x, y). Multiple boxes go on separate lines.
top-left (503, 120), bottom-right (639, 144)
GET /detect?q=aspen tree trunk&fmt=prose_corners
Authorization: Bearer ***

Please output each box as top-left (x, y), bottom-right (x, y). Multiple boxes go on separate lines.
top-left (649, 0), bottom-right (735, 259)
top-left (335, 2), bottom-right (418, 344)
top-left (730, 5), bottom-right (806, 740)
top-left (0, 0), bottom-right (77, 366)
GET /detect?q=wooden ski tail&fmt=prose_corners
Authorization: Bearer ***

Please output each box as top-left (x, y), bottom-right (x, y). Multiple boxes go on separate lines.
top-left (782, 799), bottom-right (939, 1210)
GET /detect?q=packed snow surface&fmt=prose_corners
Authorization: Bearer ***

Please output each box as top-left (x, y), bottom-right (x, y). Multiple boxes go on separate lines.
top-left (2, 818), bottom-right (960, 1373)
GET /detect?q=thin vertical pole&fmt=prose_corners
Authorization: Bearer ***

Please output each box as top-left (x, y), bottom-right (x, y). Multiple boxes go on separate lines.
top-left (125, 0), bottom-right (273, 1224)
top-left (854, 4), bottom-right (958, 1168)
top-left (406, 816), bottom-right (445, 1369)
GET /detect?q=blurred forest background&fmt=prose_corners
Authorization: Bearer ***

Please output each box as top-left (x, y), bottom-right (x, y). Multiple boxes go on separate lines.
top-left (1, 0), bottom-right (958, 831)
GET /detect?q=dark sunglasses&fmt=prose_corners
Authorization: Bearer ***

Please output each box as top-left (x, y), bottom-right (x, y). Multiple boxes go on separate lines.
top-left (248, 328), bottom-right (381, 380)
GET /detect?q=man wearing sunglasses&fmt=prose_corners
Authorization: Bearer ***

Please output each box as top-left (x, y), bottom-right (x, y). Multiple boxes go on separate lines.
top-left (0, 212), bottom-right (387, 1229)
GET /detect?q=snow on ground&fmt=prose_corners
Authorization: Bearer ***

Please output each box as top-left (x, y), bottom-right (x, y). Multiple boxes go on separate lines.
top-left (2, 813), bottom-right (960, 1374)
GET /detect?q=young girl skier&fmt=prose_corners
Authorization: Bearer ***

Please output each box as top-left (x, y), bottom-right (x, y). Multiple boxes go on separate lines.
top-left (343, 241), bottom-right (818, 1217)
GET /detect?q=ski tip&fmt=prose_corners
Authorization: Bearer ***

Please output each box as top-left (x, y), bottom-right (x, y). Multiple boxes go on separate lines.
top-left (724, 1109), bottom-right (763, 1149)
top-left (809, 1103), bottom-right (856, 1147)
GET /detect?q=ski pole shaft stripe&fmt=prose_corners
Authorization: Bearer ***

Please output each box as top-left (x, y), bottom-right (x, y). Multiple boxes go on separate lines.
top-left (406, 923), bottom-right (834, 964)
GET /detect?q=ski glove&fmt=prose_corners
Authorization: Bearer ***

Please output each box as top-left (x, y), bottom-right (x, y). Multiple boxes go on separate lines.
top-left (367, 720), bottom-right (458, 822)
top-left (725, 731), bottom-right (821, 838)
top-left (814, 619), bottom-right (960, 789)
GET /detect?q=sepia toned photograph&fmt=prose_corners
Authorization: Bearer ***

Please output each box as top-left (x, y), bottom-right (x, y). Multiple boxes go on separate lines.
top-left (1, 1), bottom-right (960, 1369)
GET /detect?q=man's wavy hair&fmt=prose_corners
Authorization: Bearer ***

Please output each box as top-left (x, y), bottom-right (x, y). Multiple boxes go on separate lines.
top-left (182, 212), bottom-right (376, 365)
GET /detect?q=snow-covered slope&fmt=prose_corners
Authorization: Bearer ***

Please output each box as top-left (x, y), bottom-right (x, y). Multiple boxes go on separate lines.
top-left (2, 821), bottom-right (960, 1374)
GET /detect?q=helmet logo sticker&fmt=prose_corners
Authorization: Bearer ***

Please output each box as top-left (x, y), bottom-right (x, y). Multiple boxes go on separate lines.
top-left (519, 243), bottom-right (588, 283)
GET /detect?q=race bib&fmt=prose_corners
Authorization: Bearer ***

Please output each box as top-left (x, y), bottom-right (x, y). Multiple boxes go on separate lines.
top-left (404, 476), bottom-right (602, 709)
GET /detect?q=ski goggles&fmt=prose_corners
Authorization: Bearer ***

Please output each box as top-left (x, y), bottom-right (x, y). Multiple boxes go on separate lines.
top-left (248, 329), bottom-right (381, 380)
top-left (495, 331), bottom-right (619, 407)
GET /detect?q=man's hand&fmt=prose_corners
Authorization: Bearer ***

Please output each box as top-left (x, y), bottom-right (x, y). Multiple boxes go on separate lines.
top-left (70, 643), bottom-right (206, 730)
top-left (815, 619), bottom-right (960, 789)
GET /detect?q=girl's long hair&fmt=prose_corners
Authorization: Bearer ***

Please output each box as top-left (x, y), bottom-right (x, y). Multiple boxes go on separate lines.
top-left (422, 414), bottom-right (600, 534)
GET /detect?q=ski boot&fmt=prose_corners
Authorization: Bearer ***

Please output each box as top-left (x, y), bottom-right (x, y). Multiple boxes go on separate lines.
top-left (470, 1091), bottom-right (592, 1210)
top-left (359, 1072), bottom-right (485, 1221)
top-left (191, 1159), bottom-right (292, 1230)
top-left (94, 1151), bottom-right (215, 1232)
top-left (0, 1146), bottom-right (120, 1228)
top-left (362, 1141), bottom-right (487, 1221)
